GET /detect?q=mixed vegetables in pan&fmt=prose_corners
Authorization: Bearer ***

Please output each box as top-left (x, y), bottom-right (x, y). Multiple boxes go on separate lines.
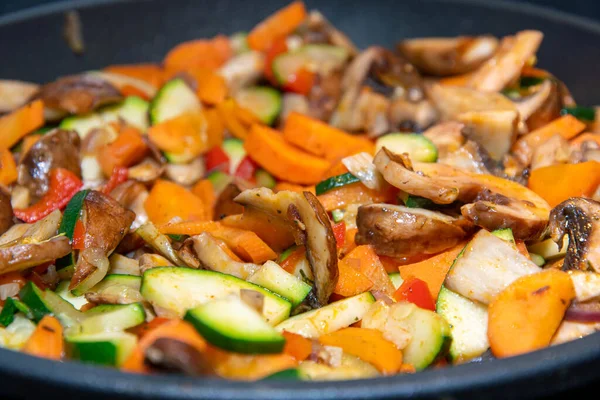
top-left (1, 0), bottom-right (600, 380)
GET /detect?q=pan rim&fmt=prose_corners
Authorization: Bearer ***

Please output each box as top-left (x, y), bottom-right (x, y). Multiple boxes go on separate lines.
top-left (1, 0), bottom-right (600, 398)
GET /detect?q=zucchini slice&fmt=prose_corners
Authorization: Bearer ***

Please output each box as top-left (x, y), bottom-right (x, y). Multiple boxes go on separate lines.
top-left (141, 267), bottom-right (291, 325)
top-left (149, 78), bottom-right (202, 124)
top-left (222, 138), bottom-right (247, 174)
top-left (185, 296), bottom-right (285, 354)
top-left (69, 303), bottom-right (146, 335)
top-left (0, 297), bottom-right (32, 327)
top-left (315, 172), bottom-right (360, 195)
top-left (275, 292), bottom-right (375, 338)
top-left (375, 133), bottom-right (438, 162)
top-left (247, 261), bottom-right (311, 307)
top-left (66, 331), bottom-right (137, 367)
top-left (55, 281), bottom-right (89, 310)
top-left (235, 86), bottom-right (282, 125)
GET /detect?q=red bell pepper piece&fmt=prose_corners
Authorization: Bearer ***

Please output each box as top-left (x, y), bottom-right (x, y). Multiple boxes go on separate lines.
top-left (205, 146), bottom-right (230, 173)
top-left (393, 277), bottom-right (436, 311)
top-left (234, 156), bottom-right (257, 181)
top-left (264, 36), bottom-right (288, 84)
top-left (101, 166), bottom-right (128, 195)
top-left (284, 67), bottom-right (315, 95)
top-left (71, 219), bottom-right (86, 250)
top-left (332, 221), bottom-right (346, 247)
top-left (13, 168), bottom-right (83, 223)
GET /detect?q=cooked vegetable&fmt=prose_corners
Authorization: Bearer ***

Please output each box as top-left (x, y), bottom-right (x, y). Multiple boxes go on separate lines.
top-left (234, 87), bottom-right (282, 125)
top-left (0, 100), bottom-right (44, 150)
top-left (247, 261), bottom-right (311, 307)
top-left (529, 162), bottom-right (600, 207)
top-left (315, 173), bottom-right (360, 195)
top-left (247, 1), bottom-right (307, 52)
top-left (375, 133), bottom-right (437, 163)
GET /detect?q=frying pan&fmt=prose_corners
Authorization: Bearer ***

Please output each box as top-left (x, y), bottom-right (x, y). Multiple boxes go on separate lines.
top-left (1, 0), bottom-right (600, 399)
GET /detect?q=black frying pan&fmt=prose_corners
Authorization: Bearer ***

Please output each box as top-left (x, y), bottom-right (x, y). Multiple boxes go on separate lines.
top-left (1, 0), bottom-right (600, 399)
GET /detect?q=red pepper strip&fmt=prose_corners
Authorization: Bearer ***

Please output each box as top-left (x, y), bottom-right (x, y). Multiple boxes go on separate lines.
top-left (101, 166), bottom-right (128, 195)
top-left (264, 36), bottom-right (288, 84)
top-left (393, 277), bottom-right (436, 311)
top-left (234, 156), bottom-right (257, 181)
top-left (284, 67), bottom-right (315, 96)
top-left (13, 168), bottom-right (83, 223)
top-left (205, 146), bottom-right (230, 173)
top-left (332, 221), bottom-right (346, 247)
top-left (71, 219), bottom-right (86, 250)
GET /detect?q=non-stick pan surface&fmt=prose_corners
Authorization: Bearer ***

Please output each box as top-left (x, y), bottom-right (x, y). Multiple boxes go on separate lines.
top-left (1, 0), bottom-right (600, 399)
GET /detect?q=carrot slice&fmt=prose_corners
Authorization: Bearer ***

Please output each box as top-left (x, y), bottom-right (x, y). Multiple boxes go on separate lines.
top-left (273, 182), bottom-right (316, 195)
top-left (22, 315), bottom-right (63, 360)
top-left (191, 179), bottom-right (217, 220)
top-left (512, 115), bottom-right (586, 164)
top-left (147, 111), bottom-right (208, 156)
top-left (488, 269), bottom-right (575, 358)
top-left (247, 1), bottom-right (307, 52)
top-left (317, 182), bottom-right (396, 212)
top-left (164, 35), bottom-right (232, 72)
top-left (398, 244), bottom-right (465, 299)
top-left (283, 113), bottom-right (375, 161)
top-left (144, 180), bottom-right (209, 225)
top-left (97, 126), bottom-right (148, 177)
top-left (244, 124), bottom-right (331, 185)
top-left (0, 100), bottom-right (44, 150)
top-left (333, 256), bottom-right (374, 297)
top-left (207, 346), bottom-right (297, 380)
top-left (0, 148), bottom-right (18, 186)
top-left (282, 331), bottom-right (312, 361)
top-left (343, 245), bottom-right (395, 296)
top-left (528, 161), bottom-right (600, 207)
top-left (216, 99), bottom-right (252, 140)
top-left (104, 63), bottom-right (164, 89)
top-left (204, 108), bottom-right (226, 150)
top-left (221, 211), bottom-right (296, 252)
top-left (319, 328), bottom-right (403, 374)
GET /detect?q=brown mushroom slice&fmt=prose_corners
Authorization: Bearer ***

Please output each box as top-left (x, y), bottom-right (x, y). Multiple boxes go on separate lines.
top-left (370, 48), bottom-right (424, 102)
top-left (530, 134), bottom-right (570, 170)
top-left (526, 80), bottom-right (563, 131)
top-left (70, 191), bottom-right (135, 290)
top-left (33, 74), bottom-right (122, 115)
top-left (145, 338), bottom-right (214, 376)
top-left (398, 36), bottom-right (499, 76)
top-left (0, 236), bottom-right (71, 274)
top-left (139, 253), bottom-right (175, 274)
top-left (165, 158), bottom-right (205, 186)
top-left (190, 232), bottom-right (261, 279)
top-left (0, 80), bottom-right (39, 113)
top-left (307, 69), bottom-right (343, 122)
top-left (439, 140), bottom-right (498, 175)
top-left (88, 71), bottom-right (156, 99)
top-left (468, 30), bottom-right (543, 92)
top-left (456, 109), bottom-right (519, 161)
top-left (388, 97), bottom-right (437, 133)
top-left (422, 122), bottom-right (466, 157)
top-left (303, 11), bottom-right (359, 56)
top-left (512, 79), bottom-right (553, 122)
top-left (218, 52), bottom-right (265, 94)
top-left (356, 204), bottom-right (473, 258)
top-left (234, 188), bottom-right (338, 307)
top-left (18, 129), bottom-right (82, 199)
top-left (549, 198), bottom-right (600, 272)
top-left (0, 187), bottom-right (13, 235)
top-left (127, 158), bottom-right (165, 184)
top-left (136, 222), bottom-right (183, 266)
top-left (429, 83), bottom-right (517, 120)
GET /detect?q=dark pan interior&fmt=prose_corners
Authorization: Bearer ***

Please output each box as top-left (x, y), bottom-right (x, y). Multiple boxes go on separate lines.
top-left (1, 0), bottom-right (600, 399)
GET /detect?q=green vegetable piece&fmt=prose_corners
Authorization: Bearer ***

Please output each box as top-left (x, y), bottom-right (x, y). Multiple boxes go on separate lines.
top-left (315, 172), bottom-right (360, 195)
top-left (560, 106), bottom-right (596, 122)
top-left (0, 297), bottom-right (32, 327)
top-left (19, 282), bottom-right (51, 322)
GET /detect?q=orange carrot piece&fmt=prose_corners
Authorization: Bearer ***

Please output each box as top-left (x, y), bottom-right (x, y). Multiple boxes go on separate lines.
top-left (164, 35), bottom-right (232, 72)
top-left (120, 84), bottom-right (151, 100)
top-left (105, 63), bottom-right (164, 88)
top-left (234, 102), bottom-right (262, 127)
top-left (0, 100), bottom-right (44, 150)
top-left (273, 182), bottom-right (316, 195)
top-left (279, 246), bottom-right (306, 274)
top-left (216, 99), bottom-right (251, 140)
top-left (528, 161), bottom-right (600, 207)
top-left (97, 126), bottom-right (148, 177)
top-left (516, 240), bottom-right (530, 259)
top-left (317, 182), bottom-right (397, 212)
top-left (122, 319), bottom-right (207, 373)
top-left (321, 160), bottom-right (349, 180)
top-left (339, 228), bottom-right (358, 257)
top-left (247, 1), bottom-right (307, 52)
top-left (521, 66), bottom-right (550, 78)
top-left (398, 244), bottom-right (465, 299)
top-left (0, 148), bottom-right (18, 186)
top-left (204, 108), bottom-right (226, 150)
top-left (439, 72), bottom-right (473, 86)
top-left (145, 180), bottom-right (209, 225)
top-left (512, 115), bottom-right (586, 163)
top-left (147, 111), bottom-right (208, 156)
top-left (334, 257), bottom-right (374, 297)
top-left (571, 132), bottom-right (600, 147)
top-left (159, 220), bottom-right (277, 263)
top-left (283, 112), bottom-right (375, 161)
top-left (22, 315), bottom-right (63, 360)
top-left (343, 245), bottom-right (395, 296)
top-left (221, 211), bottom-right (296, 252)
top-left (192, 179), bottom-right (217, 220)
top-left (488, 269), bottom-right (575, 358)
top-left (207, 346), bottom-right (297, 380)
top-left (282, 331), bottom-right (313, 361)
top-left (128, 317), bottom-right (171, 339)
top-left (195, 69), bottom-right (228, 105)
top-left (244, 124), bottom-right (331, 185)
top-left (319, 328), bottom-right (403, 374)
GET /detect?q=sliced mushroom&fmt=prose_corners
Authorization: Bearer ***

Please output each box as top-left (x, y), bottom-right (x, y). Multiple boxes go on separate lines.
top-left (549, 198), bottom-right (600, 272)
top-left (422, 121), bottom-right (466, 157)
top-left (302, 11), bottom-right (358, 56)
top-left (32, 74), bottom-right (122, 115)
top-left (280, 93), bottom-right (310, 123)
top-left (218, 52), bottom-right (265, 94)
top-left (139, 253), bottom-right (175, 275)
top-left (397, 35), bottom-right (499, 76)
top-left (0, 236), bottom-right (71, 275)
top-left (468, 30), bottom-right (543, 92)
top-left (388, 97), bottom-right (437, 133)
top-left (512, 79), bottom-right (553, 122)
top-left (526, 80), bottom-right (562, 131)
top-left (165, 157), bottom-right (205, 186)
top-left (331, 87), bottom-right (390, 134)
top-left (374, 148), bottom-right (550, 240)
top-left (0, 80), bottom-right (39, 113)
top-left (190, 232), bottom-right (261, 279)
top-left (356, 203), bottom-right (473, 257)
top-left (0, 187), bottom-right (13, 235)
top-left (136, 222), bottom-right (183, 266)
top-left (71, 191), bottom-right (135, 289)
top-left (235, 188), bottom-right (338, 307)
top-left (530, 134), bottom-right (570, 170)
top-left (439, 140), bottom-right (497, 175)
top-left (307, 69), bottom-right (343, 122)
top-left (214, 183), bottom-right (244, 220)
top-left (18, 129), bottom-right (81, 200)
top-left (145, 338), bottom-right (214, 376)
top-left (127, 158), bottom-right (165, 184)
top-left (110, 181), bottom-right (149, 231)
top-left (88, 71), bottom-right (156, 100)
top-left (429, 83), bottom-right (517, 119)
top-left (370, 48), bottom-right (424, 102)
top-left (457, 109), bottom-right (519, 161)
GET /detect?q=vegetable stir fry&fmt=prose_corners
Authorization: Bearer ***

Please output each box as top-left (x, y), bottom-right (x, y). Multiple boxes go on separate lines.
top-left (1, 0), bottom-right (600, 380)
